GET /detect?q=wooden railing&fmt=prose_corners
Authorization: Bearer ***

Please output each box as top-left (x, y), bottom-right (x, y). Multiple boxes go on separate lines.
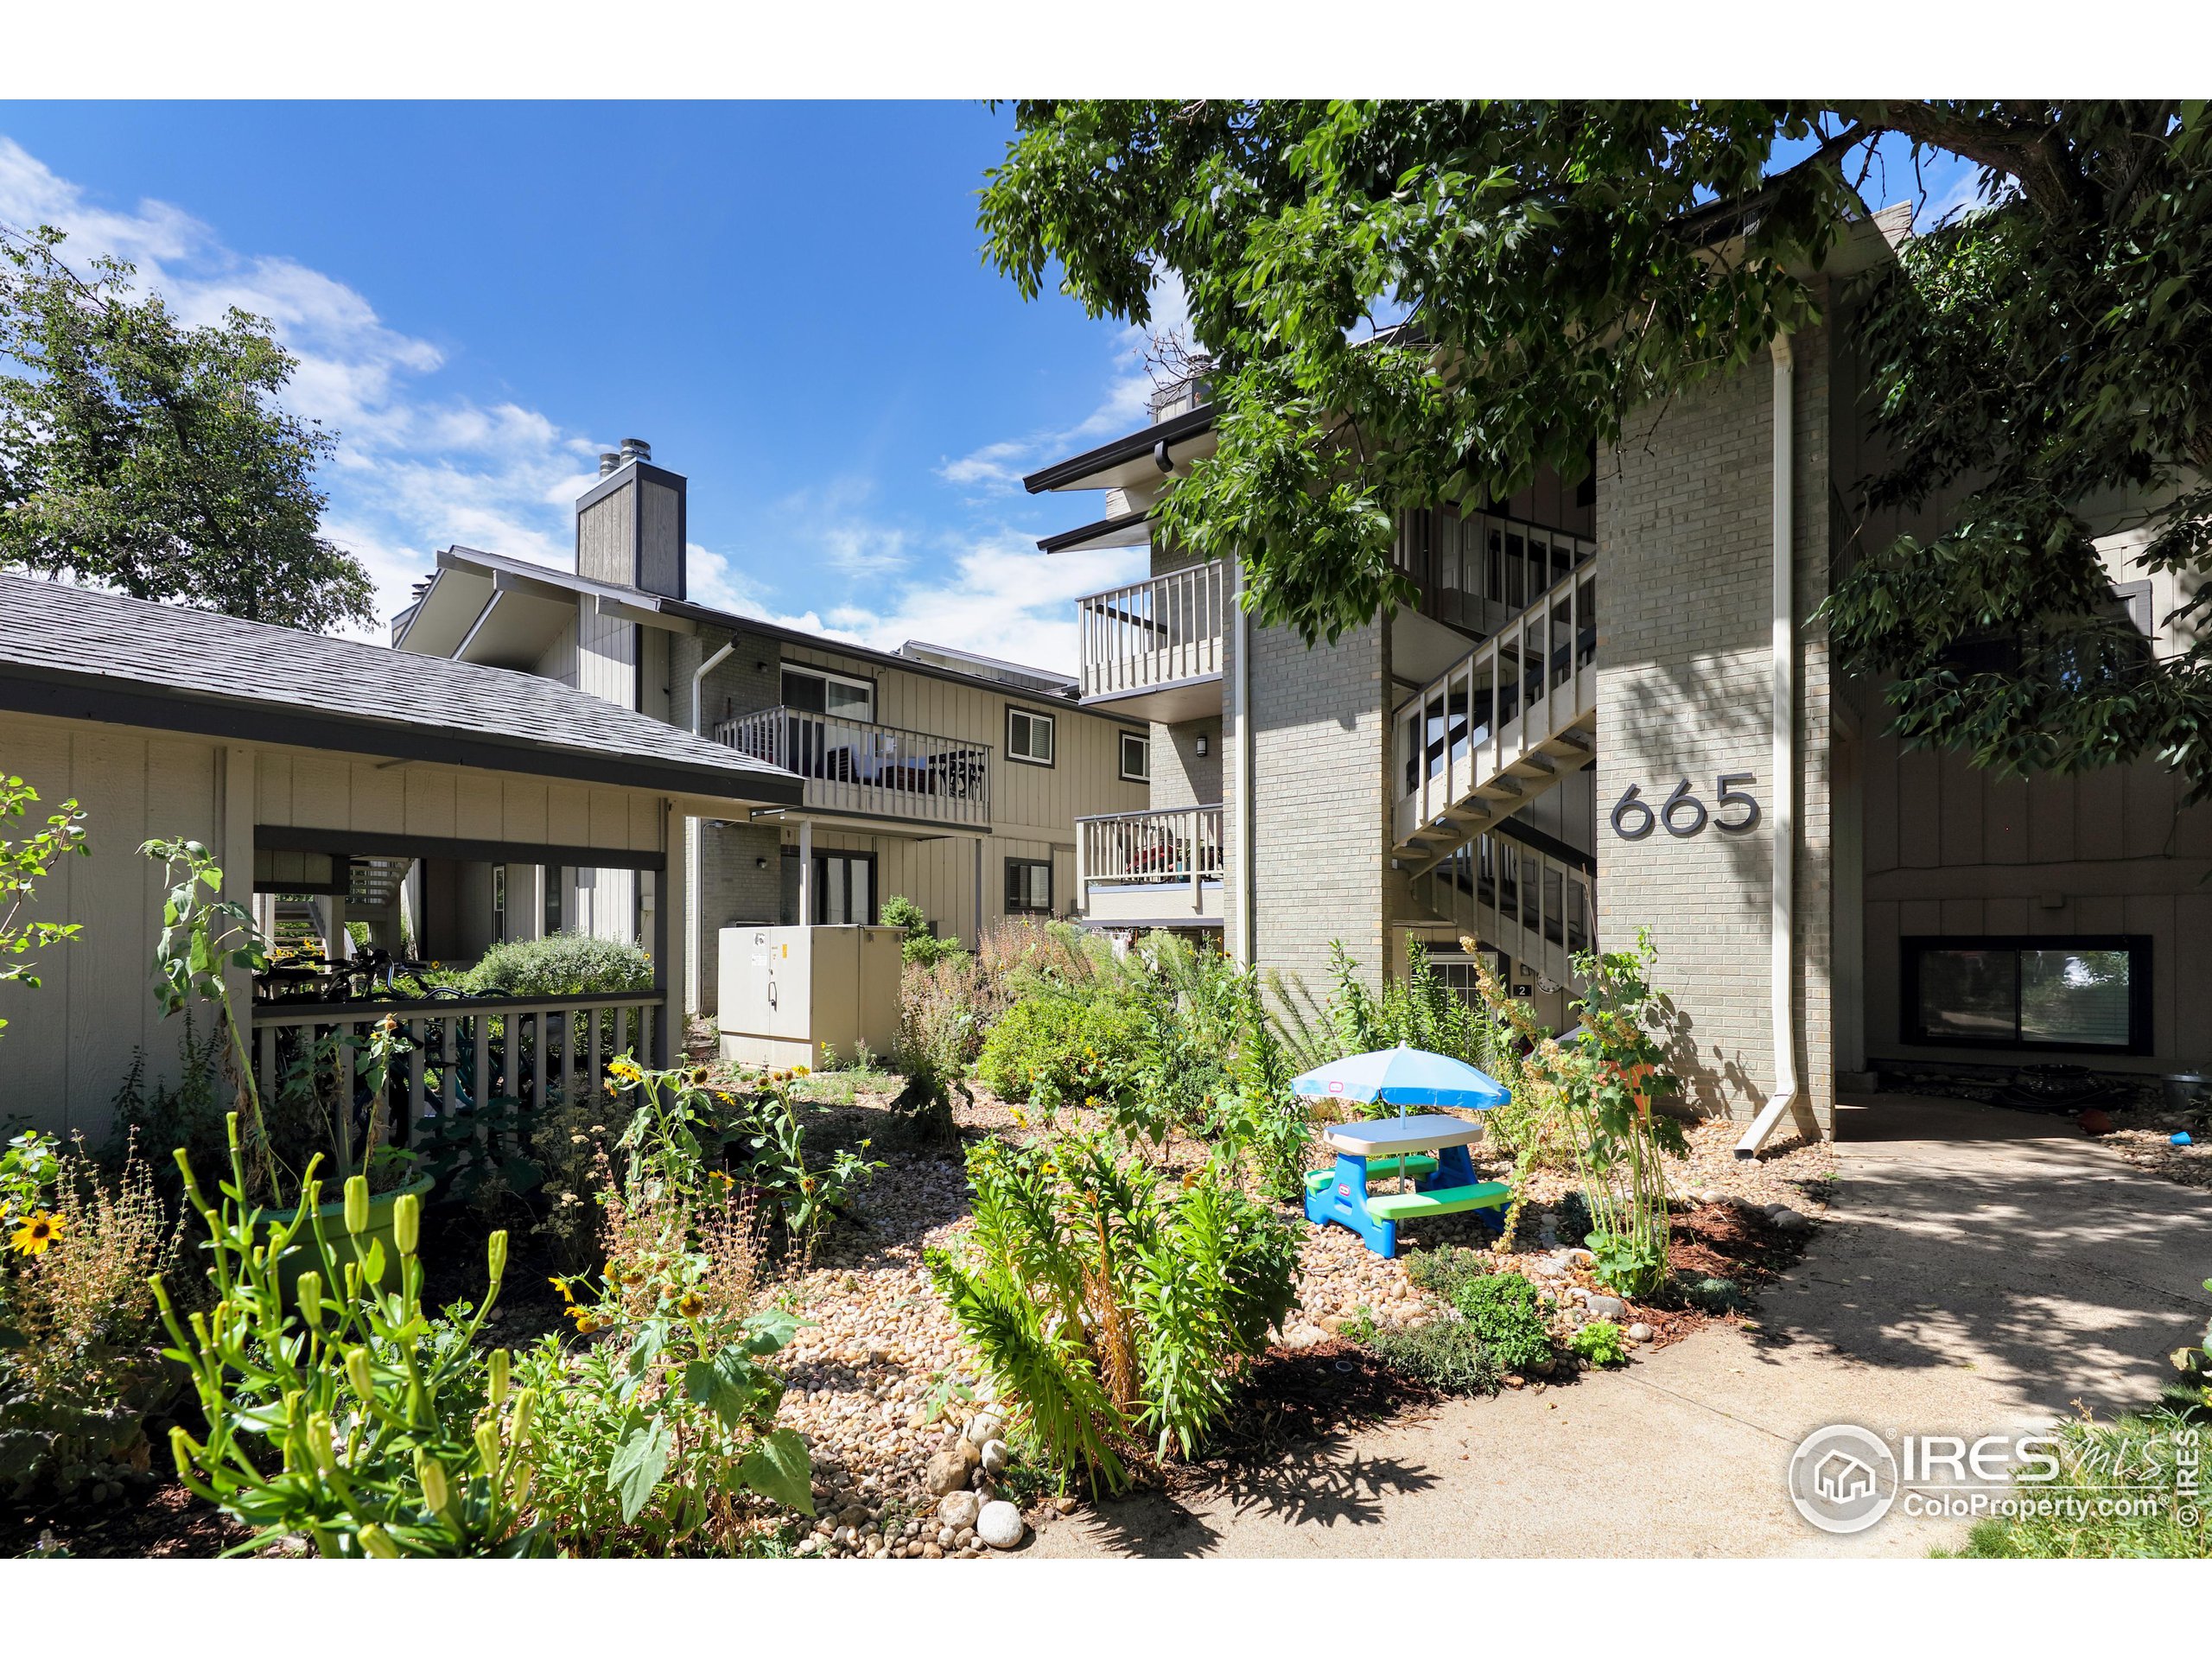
top-left (1415, 833), bottom-right (1597, 990)
top-left (1393, 552), bottom-right (1599, 859)
top-left (715, 707), bottom-right (990, 828)
top-left (1077, 804), bottom-right (1224, 906)
top-left (1395, 508), bottom-right (1594, 638)
top-left (250, 989), bottom-right (664, 1128)
top-left (1077, 562), bottom-right (1229, 701)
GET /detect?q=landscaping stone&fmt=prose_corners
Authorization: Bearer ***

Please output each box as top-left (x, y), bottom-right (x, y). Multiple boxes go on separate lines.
top-left (978, 1438), bottom-right (1010, 1476)
top-left (937, 1490), bottom-right (981, 1529)
top-left (1769, 1206), bottom-right (1812, 1232)
top-left (976, 1499), bottom-right (1026, 1548)
top-left (1586, 1294), bottom-right (1627, 1322)
top-left (1627, 1322), bottom-right (1656, 1343)
top-left (925, 1440), bottom-right (979, 1496)
top-left (965, 1411), bottom-right (1004, 1446)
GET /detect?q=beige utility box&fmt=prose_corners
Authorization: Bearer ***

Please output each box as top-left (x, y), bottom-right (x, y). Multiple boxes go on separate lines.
top-left (717, 924), bottom-right (901, 1071)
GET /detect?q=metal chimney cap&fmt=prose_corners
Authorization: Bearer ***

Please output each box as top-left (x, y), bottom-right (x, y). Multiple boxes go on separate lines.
top-left (619, 436), bottom-right (652, 464)
top-left (597, 452), bottom-right (622, 477)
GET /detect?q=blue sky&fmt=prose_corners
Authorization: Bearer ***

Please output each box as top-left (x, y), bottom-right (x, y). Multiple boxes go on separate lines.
top-left (0, 102), bottom-right (1173, 668)
top-left (0, 105), bottom-right (1977, 672)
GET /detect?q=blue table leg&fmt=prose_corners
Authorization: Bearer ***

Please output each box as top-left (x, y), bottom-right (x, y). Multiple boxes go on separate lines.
top-left (1303, 1150), bottom-right (1397, 1257)
top-left (1423, 1142), bottom-right (1505, 1237)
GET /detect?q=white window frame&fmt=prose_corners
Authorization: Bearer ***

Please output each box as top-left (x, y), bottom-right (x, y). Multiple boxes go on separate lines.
top-left (1119, 729), bottom-right (1150, 783)
top-left (782, 664), bottom-right (875, 722)
top-left (1006, 705), bottom-right (1057, 767)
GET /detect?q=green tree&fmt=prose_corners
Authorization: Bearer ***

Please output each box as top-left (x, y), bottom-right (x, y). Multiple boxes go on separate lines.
top-left (0, 225), bottom-right (375, 633)
top-left (982, 101), bottom-right (2212, 793)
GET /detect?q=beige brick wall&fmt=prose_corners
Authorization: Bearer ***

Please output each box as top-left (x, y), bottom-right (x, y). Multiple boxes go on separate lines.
top-left (1597, 326), bottom-right (1834, 1135)
top-left (1228, 611), bottom-right (1392, 984)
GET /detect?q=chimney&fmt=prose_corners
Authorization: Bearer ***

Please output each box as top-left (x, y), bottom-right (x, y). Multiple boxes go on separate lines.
top-left (575, 437), bottom-right (687, 600)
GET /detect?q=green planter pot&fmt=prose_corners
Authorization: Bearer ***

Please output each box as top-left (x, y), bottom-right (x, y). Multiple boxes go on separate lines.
top-left (267, 1174), bottom-right (435, 1294)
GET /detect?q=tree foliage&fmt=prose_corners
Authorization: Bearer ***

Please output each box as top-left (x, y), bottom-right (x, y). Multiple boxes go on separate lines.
top-left (0, 225), bottom-right (375, 633)
top-left (982, 100), bottom-right (2212, 793)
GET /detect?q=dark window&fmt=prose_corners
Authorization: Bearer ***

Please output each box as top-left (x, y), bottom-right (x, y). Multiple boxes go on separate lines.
top-left (812, 852), bottom-right (876, 925)
top-left (1007, 707), bottom-right (1056, 766)
top-left (1902, 935), bottom-right (2150, 1054)
top-left (1119, 730), bottom-right (1150, 782)
top-left (1005, 856), bottom-right (1052, 916)
top-left (543, 866), bottom-right (563, 936)
top-left (781, 665), bottom-right (873, 720)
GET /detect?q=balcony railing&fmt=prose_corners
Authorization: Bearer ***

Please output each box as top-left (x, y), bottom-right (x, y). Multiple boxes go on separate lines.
top-left (715, 707), bottom-right (990, 828)
top-left (1077, 804), bottom-right (1224, 921)
top-left (1416, 833), bottom-right (1597, 991)
top-left (1077, 562), bottom-right (1228, 702)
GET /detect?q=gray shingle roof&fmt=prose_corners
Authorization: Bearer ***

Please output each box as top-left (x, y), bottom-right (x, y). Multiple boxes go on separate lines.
top-left (0, 573), bottom-right (801, 804)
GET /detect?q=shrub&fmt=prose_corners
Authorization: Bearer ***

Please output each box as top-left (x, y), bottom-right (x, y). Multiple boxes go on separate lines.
top-left (1448, 1268), bottom-right (1555, 1374)
top-left (1218, 968), bottom-right (1312, 1203)
top-left (927, 1131), bottom-right (1299, 1488)
top-left (1370, 1319), bottom-right (1499, 1394)
top-left (0, 1135), bottom-right (181, 1502)
top-left (1679, 1274), bottom-right (1746, 1314)
top-left (467, 931), bottom-right (654, 997)
top-left (974, 993), bottom-right (1148, 1109)
top-left (881, 893), bottom-right (964, 968)
top-left (1568, 1319), bottom-right (1630, 1367)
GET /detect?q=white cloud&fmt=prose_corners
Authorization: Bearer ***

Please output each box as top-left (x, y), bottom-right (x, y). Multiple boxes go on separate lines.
top-left (0, 135), bottom-right (601, 639)
top-left (936, 264), bottom-right (1199, 497)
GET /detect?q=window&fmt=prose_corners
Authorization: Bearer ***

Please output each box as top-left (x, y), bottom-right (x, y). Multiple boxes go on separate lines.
top-left (543, 866), bottom-right (563, 936)
top-left (1007, 706), bottom-right (1056, 766)
top-left (1902, 936), bottom-right (2150, 1054)
top-left (782, 664), bottom-right (874, 721)
top-left (1005, 856), bottom-right (1053, 916)
top-left (1119, 730), bottom-right (1150, 782)
top-left (811, 852), bottom-right (876, 925)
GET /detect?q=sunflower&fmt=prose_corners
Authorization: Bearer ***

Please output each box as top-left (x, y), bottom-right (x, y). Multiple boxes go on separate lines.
top-left (10, 1211), bottom-right (62, 1255)
top-left (676, 1290), bottom-right (704, 1318)
top-left (549, 1276), bottom-right (574, 1303)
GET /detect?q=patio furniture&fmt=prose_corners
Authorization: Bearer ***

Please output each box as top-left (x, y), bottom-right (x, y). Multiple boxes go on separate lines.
top-left (1302, 1113), bottom-right (1510, 1258)
top-left (1292, 1044), bottom-right (1514, 1258)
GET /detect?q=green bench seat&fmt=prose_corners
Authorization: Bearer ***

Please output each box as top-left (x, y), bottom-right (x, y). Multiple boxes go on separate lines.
top-left (1364, 1181), bottom-right (1512, 1222)
top-left (1306, 1154), bottom-right (1440, 1198)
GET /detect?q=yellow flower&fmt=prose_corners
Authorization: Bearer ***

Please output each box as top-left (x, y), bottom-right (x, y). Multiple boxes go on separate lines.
top-left (10, 1212), bottom-right (61, 1255)
top-left (794, 1065), bottom-right (811, 1077)
top-left (676, 1291), bottom-right (704, 1318)
top-left (574, 1313), bottom-right (601, 1335)
top-left (549, 1276), bottom-right (573, 1303)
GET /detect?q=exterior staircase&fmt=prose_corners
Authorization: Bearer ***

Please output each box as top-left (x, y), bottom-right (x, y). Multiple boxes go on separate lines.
top-left (1392, 554), bottom-right (1597, 879)
top-left (1403, 830), bottom-right (1597, 992)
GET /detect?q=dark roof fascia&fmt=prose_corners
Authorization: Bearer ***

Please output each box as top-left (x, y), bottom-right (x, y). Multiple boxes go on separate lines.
top-left (0, 661), bottom-right (804, 809)
top-left (1037, 508), bottom-right (1152, 555)
top-left (1021, 403), bottom-right (1217, 494)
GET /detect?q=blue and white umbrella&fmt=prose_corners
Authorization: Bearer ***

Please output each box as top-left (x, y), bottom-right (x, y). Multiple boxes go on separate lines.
top-left (1291, 1042), bottom-right (1511, 1116)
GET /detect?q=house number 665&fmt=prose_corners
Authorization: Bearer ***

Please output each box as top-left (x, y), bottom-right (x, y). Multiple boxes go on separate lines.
top-left (1611, 775), bottom-right (1761, 840)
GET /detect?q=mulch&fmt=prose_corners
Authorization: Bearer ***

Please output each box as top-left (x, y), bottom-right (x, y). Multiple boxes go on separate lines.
top-left (0, 1476), bottom-right (251, 1560)
top-left (1618, 1200), bottom-right (1816, 1350)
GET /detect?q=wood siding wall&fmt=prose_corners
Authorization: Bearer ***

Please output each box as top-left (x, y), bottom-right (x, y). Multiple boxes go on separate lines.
top-left (0, 712), bottom-right (675, 1138)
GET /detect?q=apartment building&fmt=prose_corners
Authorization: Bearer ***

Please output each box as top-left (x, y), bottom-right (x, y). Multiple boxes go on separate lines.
top-left (1031, 209), bottom-right (2211, 1147)
top-left (394, 441), bottom-right (1148, 1015)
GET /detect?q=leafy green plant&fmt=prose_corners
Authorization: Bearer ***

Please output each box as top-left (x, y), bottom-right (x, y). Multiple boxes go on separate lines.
top-left (0, 775), bottom-right (88, 1043)
top-left (0, 1129), bottom-right (58, 1229)
top-left (1449, 1268), bottom-right (1554, 1374)
top-left (530, 1179), bottom-right (813, 1553)
top-left (1219, 968), bottom-right (1313, 1202)
top-left (882, 893), bottom-right (965, 968)
top-left (1369, 1319), bottom-right (1499, 1394)
top-left (142, 837), bottom-right (275, 1197)
top-left (1679, 1275), bottom-right (1747, 1315)
top-left (155, 1116), bottom-right (544, 1556)
top-left (1947, 1406), bottom-right (2209, 1559)
top-left (927, 1131), bottom-right (1299, 1489)
top-left (975, 993), bottom-right (1149, 1111)
top-left (1569, 1319), bottom-right (1630, 1368)
top-left (466, 929), bottom-right (654, 996)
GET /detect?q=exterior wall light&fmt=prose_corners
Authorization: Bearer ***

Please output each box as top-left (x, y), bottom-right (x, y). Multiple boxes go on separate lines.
top-left (1195, 734), bottom-right (1210, 758)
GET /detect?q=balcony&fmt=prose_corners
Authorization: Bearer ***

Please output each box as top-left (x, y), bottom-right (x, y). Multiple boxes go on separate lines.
top-left (1077, 804), bottom-right (1225, 928)
top-left (715, 708), bottom-right (990, 831)
top-left (1076, 561), bottom-right (1228, 722)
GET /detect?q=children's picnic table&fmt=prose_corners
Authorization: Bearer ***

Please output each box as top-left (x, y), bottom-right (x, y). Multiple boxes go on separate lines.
top-left (1302, 1112), bottom-right (1510, 1259)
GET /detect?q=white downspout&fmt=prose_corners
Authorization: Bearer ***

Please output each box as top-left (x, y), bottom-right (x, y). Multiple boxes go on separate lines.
top-left (1737, 330), bottom-right (1801, 1159)
top-left (1231, 563), bottom-right (1256, 967)
top-left (685, 639), bottom-right (735, 1016)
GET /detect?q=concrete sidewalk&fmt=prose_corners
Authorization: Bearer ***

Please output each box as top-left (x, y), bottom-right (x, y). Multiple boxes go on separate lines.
top-left (1030, 1093), bottom-right (2212, 1558)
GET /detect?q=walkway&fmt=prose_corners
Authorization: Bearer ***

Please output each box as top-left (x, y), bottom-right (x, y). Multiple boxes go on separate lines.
top-left (1030, 1093), bottom-right (2212, 1557)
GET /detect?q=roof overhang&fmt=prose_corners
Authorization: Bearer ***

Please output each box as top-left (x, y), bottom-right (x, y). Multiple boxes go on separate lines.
top-left (1037, 509), bottom-right (1153, 556)
top-left (1023, 404), bottom-right (1218, 494)
top-left (0, 663), bottom-right (803, 810)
